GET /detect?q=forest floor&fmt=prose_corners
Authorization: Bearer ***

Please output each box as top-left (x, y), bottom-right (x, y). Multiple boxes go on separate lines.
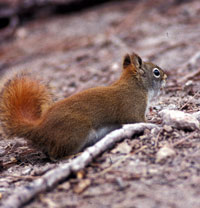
top-left (1, 0), bottom-right (200, 207)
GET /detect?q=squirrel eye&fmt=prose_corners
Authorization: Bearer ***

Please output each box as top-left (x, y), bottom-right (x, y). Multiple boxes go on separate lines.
top-left (153, 68), bottom-right (160, 78)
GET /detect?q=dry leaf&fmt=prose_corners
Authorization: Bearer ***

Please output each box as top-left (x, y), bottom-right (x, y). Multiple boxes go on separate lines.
top-left (57, 182), bottom-right (71, 191)
top-left (74, 179), bottom-right (91, 194)
top-left (111, 141), bottom-right (132, 154)
top-left (77, 170), bottom-right (85, 179)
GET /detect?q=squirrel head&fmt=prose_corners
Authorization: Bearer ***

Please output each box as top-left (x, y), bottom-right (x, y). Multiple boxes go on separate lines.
top-left (122, 52), bottom-right (167, 99)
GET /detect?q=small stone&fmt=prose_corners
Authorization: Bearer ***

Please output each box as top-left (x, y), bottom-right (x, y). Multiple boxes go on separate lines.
top-left (22, 167), bottom-right (32, 175)
top-left (163, 125), bottom-right (173, 132)
top-left (10, 157), bottom-right (17, 163)
top-left (156, 146), bottom-right (176, 163)
top-left (77, 170), bottom-right (85, 179)
top-left (148, 168), bottom-right (159, 174)
top-left (74, 179), bottom-right (91, 194)
top-left (166, 104), bottom-right (177, 110)
top-left (111, 63), bottom-right (119, 71)
top-left (16, 28), bottom-right (28, 39)
top-left (153, 105), bottom-right (161, 111)
top-left (115, 177), bottom-right (128, 190)
top-left (159, 110), bottom-right (199, 131)
top-left (185, 80), bottom-right (193, 87)
top-left (111, 141), bottom-right (132, 154)
top-left (58, 182), bottom-right (71, 191)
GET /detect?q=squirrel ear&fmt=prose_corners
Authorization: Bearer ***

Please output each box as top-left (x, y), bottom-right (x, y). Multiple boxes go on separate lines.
top-left (123, 54), bottom-right (132, 68)
top-left (123, 53), bottom-right (143, 70)
top-left (130, 53), bottom-right (143, 69)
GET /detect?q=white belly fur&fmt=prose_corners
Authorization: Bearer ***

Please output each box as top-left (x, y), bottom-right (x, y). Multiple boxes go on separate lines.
top-left (83, 124), bottom-right (121, 149)
top-left (145, 88), bottom-right (160, 117)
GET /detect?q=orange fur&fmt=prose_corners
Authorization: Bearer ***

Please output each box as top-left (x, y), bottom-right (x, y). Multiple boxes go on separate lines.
top-left (0, 74), bottom-right (52, 138)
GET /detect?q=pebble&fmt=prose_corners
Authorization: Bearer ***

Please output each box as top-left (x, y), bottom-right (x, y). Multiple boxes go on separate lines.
top-left (16, 27), bottom-right (28, 39)
top-left (153, 105), bottom-right (162, 111)
top-left (111, 63), bottom-right (119, 71)
top-left (22, 167), bottom-right (32, 175)
top-left (163, 125), bottom-right (173, 132)
top-left (156, 146), bottom-right (176, 163)
top-left (165, 104), bottom-right (177, 110)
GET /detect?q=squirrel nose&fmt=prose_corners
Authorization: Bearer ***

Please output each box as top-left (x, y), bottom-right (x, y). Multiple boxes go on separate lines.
top-left (161, 74), bottom-right (167, 89)
top-left (161, 80), bottom-right (166, 89)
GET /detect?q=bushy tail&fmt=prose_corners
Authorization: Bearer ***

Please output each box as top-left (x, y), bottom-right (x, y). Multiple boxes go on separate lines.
top-left (0, 74), bottom-right (53, 138)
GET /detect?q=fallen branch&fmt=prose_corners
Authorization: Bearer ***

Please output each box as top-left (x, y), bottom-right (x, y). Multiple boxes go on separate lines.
top-left (180, 90), bottom-right (200, 110)
top-left (172, 132), bottom-right (196, 148)
top-left (2, 123), bottom-right (158, 208)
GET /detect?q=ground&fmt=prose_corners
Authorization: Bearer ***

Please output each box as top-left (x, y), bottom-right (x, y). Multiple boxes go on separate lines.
top-left (1, 0), bottom-right (200, 207)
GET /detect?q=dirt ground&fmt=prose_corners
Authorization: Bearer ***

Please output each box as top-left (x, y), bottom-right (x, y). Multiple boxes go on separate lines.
top-left (1, 0), bottom-right (200, 207)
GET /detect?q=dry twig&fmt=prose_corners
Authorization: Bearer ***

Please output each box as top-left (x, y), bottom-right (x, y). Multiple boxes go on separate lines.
top-left (179, 69), bottom-right (200, 84)
top-left (93, 145), bottom-right (148, 178)
top-left (180, 90), bottom-right (200, 110)
top-left (172, 132), bottom-right (196, 148)
top-left (1, 123), bottom-right (158, 208)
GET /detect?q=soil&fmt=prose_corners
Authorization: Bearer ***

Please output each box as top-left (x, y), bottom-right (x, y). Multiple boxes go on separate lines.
top-left (1, 0), bottom-right (200, 207)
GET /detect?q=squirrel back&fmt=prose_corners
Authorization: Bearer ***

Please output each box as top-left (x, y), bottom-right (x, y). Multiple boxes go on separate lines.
top-left (0, 53), bottom-right (167, 159)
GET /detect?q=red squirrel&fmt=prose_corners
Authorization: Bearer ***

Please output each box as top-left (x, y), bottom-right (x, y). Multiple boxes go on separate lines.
top-left (0, 53), bottom-right (167, 159)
